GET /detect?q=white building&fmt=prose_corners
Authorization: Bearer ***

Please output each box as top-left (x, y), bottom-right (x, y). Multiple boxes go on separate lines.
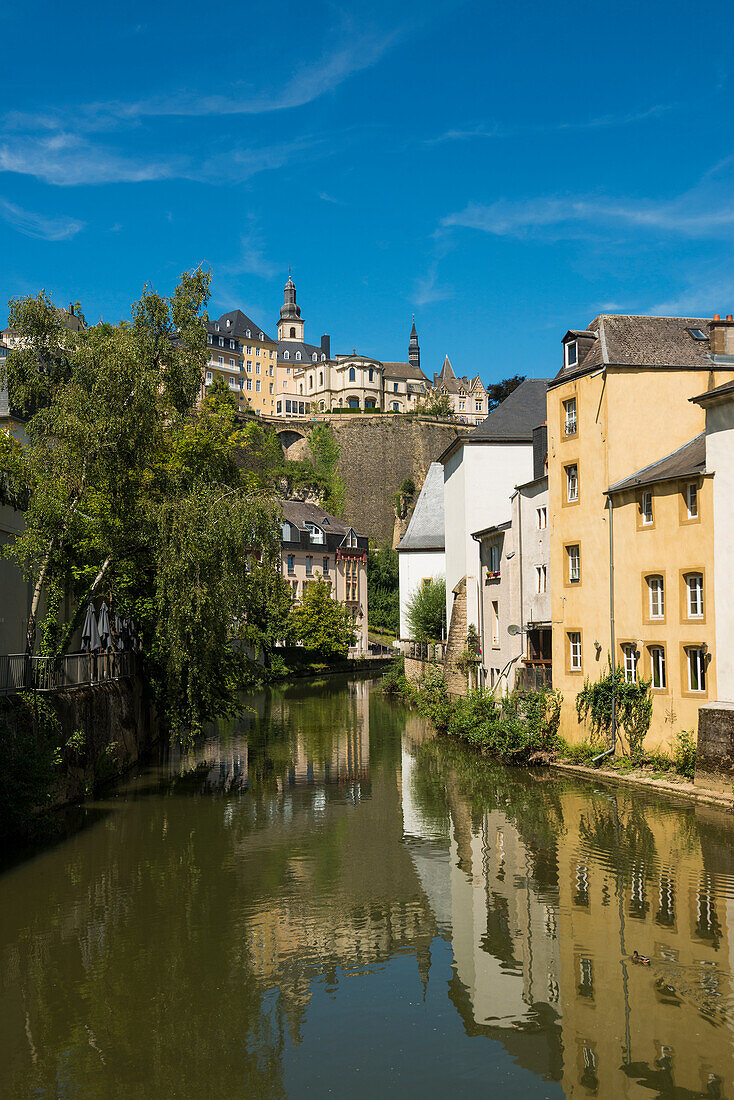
top-left (397, 462), bottom-right (446, 640)
top-left (472, 425), bottom-right (550, 693)
top-left (439, 379), bottom-right (550, 647)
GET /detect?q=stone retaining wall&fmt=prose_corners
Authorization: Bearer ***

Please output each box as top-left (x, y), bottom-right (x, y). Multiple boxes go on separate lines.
top-left (695, 702), bottom-right (734, 796)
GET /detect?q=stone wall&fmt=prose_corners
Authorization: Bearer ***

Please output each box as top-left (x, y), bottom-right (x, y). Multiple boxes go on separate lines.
top-left (444, 577), bottom-right (470, 697)
top-left (330, 416), bottom-right (466, 544)
top-left (695, 702), bottom-right (734, 795)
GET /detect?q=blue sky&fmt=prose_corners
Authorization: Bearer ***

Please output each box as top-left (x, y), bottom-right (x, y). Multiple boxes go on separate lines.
top-left (1, 0), bottom-right (732, 383)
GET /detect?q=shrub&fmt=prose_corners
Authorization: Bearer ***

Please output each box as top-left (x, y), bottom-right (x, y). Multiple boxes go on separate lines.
top-left (576, 662), bottom-right (652, 760)
top-left (673, 729), bottom-right (697, 781)
top-left (406, 578), bottom-right (446, 641)
top-left (557, 737), bottom-right (599, 764)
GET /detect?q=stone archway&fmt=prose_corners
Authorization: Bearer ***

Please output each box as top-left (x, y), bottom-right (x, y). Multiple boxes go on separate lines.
top-left (277, 428), bottom-right (310, 461)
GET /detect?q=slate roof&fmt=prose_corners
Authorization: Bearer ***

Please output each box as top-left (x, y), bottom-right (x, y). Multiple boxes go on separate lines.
top-left (432, 355), bottom-right (485, 394)
top-left (468, 378), bottom-right (550, 442)
top-left (277, 340), bottom-right (326, 364)
top-left (280, 500), bottom-right (368, 553)
top-left (397, 463), bottom-right (445, 552)
top-left (607, 433), bottom-right (706, 494)
top-left (551, 315), bottom-right (713, 387)
top-left (209, 309), bottom-right (273, 342)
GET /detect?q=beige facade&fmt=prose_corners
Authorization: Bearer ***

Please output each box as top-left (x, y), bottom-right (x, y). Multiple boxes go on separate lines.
top-left (203, 310), bottom-right (278, 417)
top-left (548, 315), bottom-right (734, 751)
top-left (432, 355), bottom-right (488, 424)
top-left (280, 500), bottom-right (369, 655)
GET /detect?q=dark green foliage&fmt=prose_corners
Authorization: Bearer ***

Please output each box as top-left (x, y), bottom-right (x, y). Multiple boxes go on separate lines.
top-left (400, 477), bottom-right (415, 497)
top-left (367, 545), bottom-right (399, 634)
top-left (391, 669), bottom-right (562, 766)
top-left (417, 391), bottom-right (455, 418)
top-left (0, 695), bottom-right (61, 840)
top-left (406, 578), bottom-right (446, 641)
top-left (575, 662), bottom-right (653, 760)
top-left (486, 375), bottom-right (526, 412)
top-left (308, 423), bottom-right (346, 516)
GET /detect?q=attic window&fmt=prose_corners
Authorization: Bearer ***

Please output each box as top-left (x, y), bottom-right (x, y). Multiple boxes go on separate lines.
top-left (688, 328), bottom-right (707, 340)
top-left (245, 329), bottom-right (251, 338)
top-left (565, 341), bottom-right (578, 368)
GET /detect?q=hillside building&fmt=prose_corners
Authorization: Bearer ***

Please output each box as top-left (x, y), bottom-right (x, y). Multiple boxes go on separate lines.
top-left (203, 309), bottom-right (278, 417)
top-left (280, 500), bottom-right (369, 655)
top-left (433, 355), bottom-right (489, 425)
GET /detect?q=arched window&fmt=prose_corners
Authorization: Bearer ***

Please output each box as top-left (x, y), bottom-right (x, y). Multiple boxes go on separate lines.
top-left (296, 352), bottom-right (301, 360)
top-left (312, 353), bottom-right (317, 362)
top-left (349, 367), bottom-right (356, 382)
top-left (321, 354), bottom-right (326, 361)
top-left (284, 351), bottom-right (290, 359)
top-left (245, 329), bottom-right (250, 337)
top-left (309, 376), bottom-right (313, 390)
top-left (299, 383), bottom-right (303, 395)
top-left (319, 371), bottom-right (323, 385)
top-left (290, 327), bottom-right (296, 338)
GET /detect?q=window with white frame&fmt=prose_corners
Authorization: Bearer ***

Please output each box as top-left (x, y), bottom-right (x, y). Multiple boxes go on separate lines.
top-left (536, 506), bottom-right (547, 530)
top-left (641, 490), bottom-right (653, 526)
top-left (205, 371), bottom-right (212, 383)
top-left (566, 464), bottom-right (578, 503)
top-left (536, 565), bottom-right (547, 594)
top-left (687, 646), bottom-right (706, 692)
top-left (686, 572), bottom-right (704, 618)
top-left (491, 601), bottom-right (499, 645)
top-left (207, 334), bottom-right (213, 345)
top-left (564, 397), bottom-right (577, 435)
top-left (229, 358), bottom-right (235, 367)
top-left (565, 341), bottom-right (578, 368)
top-left (567, 544), bottom-right (580, 584)
top-left (568, 632), bottom-right (582, 671)
top-left (256, 380), bottom-right (261, 392)
top-left (686, 482), bottom-right (698, 519)
top-left (218, 356), bottom-right (223, 365)
top-left (649, 645), bottom-right (666, 689)
top-left (647, 575), bottom-right (664, 619)
top-left (296, 352), bottom-right (301, 360)
top-left (218, 337), bottom-right (224, 347)
top-left (622, 643), bottom-right (638, 683)
top-left (488, 543), bottom-right (501, 575)
top-left (246, 379), bottom-right (252, 391)
top-left (349, 367), bottom-right (356, 382)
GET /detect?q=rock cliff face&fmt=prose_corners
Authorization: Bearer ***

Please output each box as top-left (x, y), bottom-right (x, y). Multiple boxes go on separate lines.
top-left (278, 416), bottom-right (467, 544)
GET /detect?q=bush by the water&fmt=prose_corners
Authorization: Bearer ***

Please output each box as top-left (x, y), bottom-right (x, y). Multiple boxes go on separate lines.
top-left (385, 659), bottom-right (561, 765)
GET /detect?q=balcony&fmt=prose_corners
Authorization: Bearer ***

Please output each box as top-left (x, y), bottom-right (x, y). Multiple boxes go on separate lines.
top-left (515, 663), bottom-right (552, 692)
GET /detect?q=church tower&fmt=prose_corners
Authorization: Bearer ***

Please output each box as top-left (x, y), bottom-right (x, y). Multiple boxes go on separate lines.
top-left (278, 274), bottom-right (305, 343)
top-left (409, 316), bottom-right (420, 371)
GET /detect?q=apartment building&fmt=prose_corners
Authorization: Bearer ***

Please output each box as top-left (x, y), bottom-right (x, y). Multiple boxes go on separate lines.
top-left (548, 314), bottom-right (734, 750)
top-left (204, 309), bottom-right (278, 416)
top-left (280, 500), bottom-right (369, 655)
top-left (397, 462), bottom-right (446, 641)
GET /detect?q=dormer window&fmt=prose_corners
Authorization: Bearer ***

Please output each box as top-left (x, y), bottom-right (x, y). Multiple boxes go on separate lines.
top-left (565, 341), bottom-right (578, 368)
top-left (296, 352), bottom-right (301, 360)
top-left (284, 351), bottom-right (290, 359)
top-left (245, 329), bottom-right (251, 338)
top-left (226, 318), bottom-right (231, 327)
top-left (215, 323), bottom-right (220, 331)
top-left (229, 339), bottom-right (235, 349)
top-left (321, 354), bottom-right (326, 361)
top-left (312, 353), bottom-right (317, 361)
top-left (259, 333), bottom-right (264, 341)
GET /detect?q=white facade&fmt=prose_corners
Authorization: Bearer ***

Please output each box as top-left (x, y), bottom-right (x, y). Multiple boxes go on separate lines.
top-left (398, 549), bottom-right (445, 640)
top-left (443, 441), bottom-right (535, 635)
top-left (699, 394), bottom-right (734, 701)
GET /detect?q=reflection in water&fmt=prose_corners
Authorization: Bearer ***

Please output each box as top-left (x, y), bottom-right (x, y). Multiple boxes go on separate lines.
top-left (1, 676), bottom-right (734, 1097)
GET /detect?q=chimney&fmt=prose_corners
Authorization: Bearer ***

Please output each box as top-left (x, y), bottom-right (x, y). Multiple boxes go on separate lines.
top-left (710, 314), bottom-right (734, 356)
top-left (321, 334), bottom-right (330, 359)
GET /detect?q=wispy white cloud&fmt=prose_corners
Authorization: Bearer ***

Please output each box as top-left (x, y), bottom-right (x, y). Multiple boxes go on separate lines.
top-left (413, 263), bottom-right (452, 307)
top-left (441, 187), bottom-right (734, 241)
top-left (0, 198), bottom-right (83, 240)
top-left (220, 228), bottom-right (279, 281)
top-left (318, 191), bottom-right (343, 204)
top-left (427, 102), bottom-right (677, 145)
top-left (650, 274), bottom-right (734, 316)
top-left (0, 132), bottom-right (179, 186)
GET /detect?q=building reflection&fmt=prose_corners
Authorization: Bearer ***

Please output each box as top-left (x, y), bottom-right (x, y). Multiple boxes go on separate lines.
top-left (401, 733), bottom-right (734, 1097)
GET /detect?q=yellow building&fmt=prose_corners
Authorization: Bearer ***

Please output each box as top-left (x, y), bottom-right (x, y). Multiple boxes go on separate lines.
top-left (548, 315), bottom-right (734, 750)
top-left (204, 309), bottom-right (278, 417)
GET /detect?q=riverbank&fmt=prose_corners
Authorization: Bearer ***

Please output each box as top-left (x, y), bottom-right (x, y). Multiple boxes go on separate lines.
top-left (551, 757), bottom-right (734, 811)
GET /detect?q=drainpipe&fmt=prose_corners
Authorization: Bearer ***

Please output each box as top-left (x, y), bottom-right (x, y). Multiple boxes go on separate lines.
top-left (472, 536), bottom-right (487, 691)
top-left (517, 491), bottom-right (525, 669)
top-left (593, 494), bottom-right (617, 764)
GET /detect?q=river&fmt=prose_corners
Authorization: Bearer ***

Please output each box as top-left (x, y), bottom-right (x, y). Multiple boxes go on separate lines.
top-left (1, 675), bottom-right (734, 1098)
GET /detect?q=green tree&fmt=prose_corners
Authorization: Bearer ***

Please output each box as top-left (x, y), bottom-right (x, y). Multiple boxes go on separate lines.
top-left (309, 423), bottom-right (347, 516)
top-left (367, 545), bottom-right (399, 634)
top-left (406, 578), bottom-right (446, 641)
top-left (418, 391), bottom-right (455, 419)
top-left (487, 375), bottom-right (525, 412)
top-left (2, 273), bottom-right (290, 736)
top-left (289, 576), bottom-right (356, 658)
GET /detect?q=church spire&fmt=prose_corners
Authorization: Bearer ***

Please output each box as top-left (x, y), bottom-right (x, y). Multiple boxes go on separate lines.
top-left (278, 272), bottom-right (305, 343)
top-left (409, 315), bottom-right (420, 371)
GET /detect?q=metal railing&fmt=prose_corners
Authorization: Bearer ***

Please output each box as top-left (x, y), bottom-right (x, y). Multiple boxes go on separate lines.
top-left (402, 639), bottom-right (447, 663)
top-left (514, 663), bottom-right (553, 692)
top-left (0, 650), bottom-right (137, 696)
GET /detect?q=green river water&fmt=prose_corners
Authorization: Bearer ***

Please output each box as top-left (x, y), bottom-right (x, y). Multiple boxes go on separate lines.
top-left (2, 675), bottom-right (734, 1098)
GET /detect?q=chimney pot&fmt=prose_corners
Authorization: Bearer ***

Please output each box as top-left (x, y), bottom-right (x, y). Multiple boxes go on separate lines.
top-left (727, 315), bottom-right (733, 322)
top-left (714, 314), bottom-right (721, 321)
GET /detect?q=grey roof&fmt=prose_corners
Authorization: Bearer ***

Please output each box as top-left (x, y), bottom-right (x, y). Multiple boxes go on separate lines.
top-left (382, 361), bottom-right (429, 382)
top-left (469, 378), bottom-right (550, 442)
top-left (607, 433), bottom-right (705, 494)
top-left (692, 379), bottom-right (734, 406)
top-left (551, 315), bottom-right (713, 388)
top-left (397, 463), bottom-right (445, 552)
top-left (277, 340), bottom-right (326, 363)
top-left (209, 309), bottom-right (273, 342)
top-left (280, 499), bottom-right (368, 552)
top-left (472, 519), bottom-right (511, 539)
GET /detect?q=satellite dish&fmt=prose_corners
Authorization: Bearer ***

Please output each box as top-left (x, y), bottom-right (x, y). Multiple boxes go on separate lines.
top-left (507, 624), bottom-right (522, 636)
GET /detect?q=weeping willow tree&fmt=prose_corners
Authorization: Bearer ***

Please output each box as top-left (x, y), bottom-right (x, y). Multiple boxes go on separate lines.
top-left (1, 273), bottom-right (292, 737)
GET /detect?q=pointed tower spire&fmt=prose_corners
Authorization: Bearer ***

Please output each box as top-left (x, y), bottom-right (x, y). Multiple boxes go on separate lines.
top-left (409, 315), bottom-right (420, 371)
top-left (278, 272), bottom-right (305, 342)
